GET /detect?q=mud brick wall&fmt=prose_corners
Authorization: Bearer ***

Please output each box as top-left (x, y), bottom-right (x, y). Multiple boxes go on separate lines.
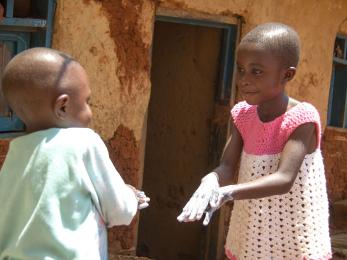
top-left (322, 127), bottom-right (347, 202)
top-left (0, 139), bottom-right (9, 169)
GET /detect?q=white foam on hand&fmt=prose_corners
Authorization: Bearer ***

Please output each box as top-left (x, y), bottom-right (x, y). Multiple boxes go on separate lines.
top-left (136, 190), bottom-right (150, 210)
top-left (177, 172), bottom-right (219, 224)
top-left (127, 185), bottom-right (150, 210)
top-left (202, 186), bottom-right (235, 225)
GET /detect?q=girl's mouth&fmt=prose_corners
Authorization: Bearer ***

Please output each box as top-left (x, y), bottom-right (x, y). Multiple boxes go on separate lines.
top-left (242, 91), bottom-right (258, 95)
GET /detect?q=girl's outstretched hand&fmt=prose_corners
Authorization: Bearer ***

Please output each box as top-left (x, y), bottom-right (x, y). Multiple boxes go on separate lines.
top-left (177, 172), bottom-right (219, 224)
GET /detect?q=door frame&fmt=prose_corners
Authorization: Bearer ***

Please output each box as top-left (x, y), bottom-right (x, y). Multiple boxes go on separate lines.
top-left (141, 11), bottom-right (243, 260)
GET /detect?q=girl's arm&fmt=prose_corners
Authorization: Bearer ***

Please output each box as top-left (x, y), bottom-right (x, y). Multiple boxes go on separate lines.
top-left (213, 118), bottom-right (243, 186)
top-left (217, 122), bottom-right (316, 201)
top-left (177, 117), bottom-right (243, 223)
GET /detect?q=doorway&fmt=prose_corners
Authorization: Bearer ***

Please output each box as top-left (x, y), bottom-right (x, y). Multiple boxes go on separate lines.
top-left (138, 17), bottom-right (237, 260)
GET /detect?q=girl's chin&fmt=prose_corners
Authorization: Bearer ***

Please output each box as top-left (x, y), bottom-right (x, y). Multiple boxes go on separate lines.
top-left (241, 93), bottom-right (259, 106)
top-left (243, 98), bottom-right (259, 106)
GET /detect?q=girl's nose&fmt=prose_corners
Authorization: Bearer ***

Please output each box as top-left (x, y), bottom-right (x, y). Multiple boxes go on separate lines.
top-left (238, 76), bottom-right (250, 88)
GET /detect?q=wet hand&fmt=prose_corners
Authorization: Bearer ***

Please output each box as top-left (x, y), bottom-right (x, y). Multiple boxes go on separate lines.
top-left (210, 185), bottom-right (234, 209)
top-left (177, 173), bottom-right (219, 223)
top-left (127, 185), bottom-right (150, 210)
top-left (136, 190), bottom-right (150, 210)
top-left (202, 185), bottom-right (235, 226)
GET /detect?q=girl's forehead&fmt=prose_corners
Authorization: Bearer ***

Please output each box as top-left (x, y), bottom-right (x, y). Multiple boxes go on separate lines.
top-left (237, 42), bottom-right (269, 56)
top-left (236, 42), bottom-right (281, 66)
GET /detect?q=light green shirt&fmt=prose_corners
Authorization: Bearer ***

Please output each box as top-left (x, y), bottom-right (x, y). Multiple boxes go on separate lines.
top-left (0, 128), bottom-right (138, 260)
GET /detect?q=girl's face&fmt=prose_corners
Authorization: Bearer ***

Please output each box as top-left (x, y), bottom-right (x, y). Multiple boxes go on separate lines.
top-left (235, 42), bottom-right (287, 105)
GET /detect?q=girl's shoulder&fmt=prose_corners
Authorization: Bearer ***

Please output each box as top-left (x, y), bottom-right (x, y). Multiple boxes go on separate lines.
top-left (283, 101), bottom-right (322, 148)
top-left (230, 101), bottom-right (258, 131)
top-left (284, 101), bottom-right (321, 127)
top-left (231, 101), bottom-right (256, 119)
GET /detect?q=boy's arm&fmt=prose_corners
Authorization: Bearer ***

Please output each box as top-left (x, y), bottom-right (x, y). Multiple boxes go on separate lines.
top-left (85, 133), bottom-right (139, 227)
top-left (214, 122), bottom-right (316, 202)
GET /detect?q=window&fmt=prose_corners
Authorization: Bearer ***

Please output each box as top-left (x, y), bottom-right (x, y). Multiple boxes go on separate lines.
top-left (328, 34), bottom-right (347, 128)
top-left (0, 0), bottom-right (56, 134)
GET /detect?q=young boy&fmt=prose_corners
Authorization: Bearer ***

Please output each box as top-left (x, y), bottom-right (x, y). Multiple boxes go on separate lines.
top-left (0, 47), bottom-right (149, 260)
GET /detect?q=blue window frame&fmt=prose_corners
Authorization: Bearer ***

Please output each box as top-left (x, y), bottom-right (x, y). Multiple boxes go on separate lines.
top-left (0, 32), bottom-right (29, 132)
top-left (0, 0), bottom-right (56, 135)
top-left (328, 34), bottom-right (347, 128)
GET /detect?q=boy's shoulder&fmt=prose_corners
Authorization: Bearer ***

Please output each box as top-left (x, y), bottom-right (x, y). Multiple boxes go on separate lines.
top-left (59, 127), bottom-right (103, 147)
top-left (16, 128), bottom-right (104, 150)
top-left (63, 127), bottom-right (99, 138)
top-left (47, 128), bottom-right (107, 157)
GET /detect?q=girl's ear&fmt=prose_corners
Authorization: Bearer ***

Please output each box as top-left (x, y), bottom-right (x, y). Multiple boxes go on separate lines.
top-left (54, 94), bottom-right (69, 119)
top-left (283, 67), bottom-right (296, 82)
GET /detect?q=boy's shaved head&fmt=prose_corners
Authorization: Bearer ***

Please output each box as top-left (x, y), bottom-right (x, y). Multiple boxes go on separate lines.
top-left (2, 48), bottom-right (78, 123)
top-left (1, 47), bottom-right (85, 130)
top-left (2, 47), bottom-right (76, 103)
top-left (240, 23), bottom-right (300, 68)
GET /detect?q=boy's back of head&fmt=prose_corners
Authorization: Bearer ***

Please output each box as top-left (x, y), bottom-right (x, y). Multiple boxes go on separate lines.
top-left (1, 47), bottom-right (92, 132)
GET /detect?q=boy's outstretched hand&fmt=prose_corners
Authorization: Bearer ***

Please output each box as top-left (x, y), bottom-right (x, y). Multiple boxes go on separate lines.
top-left (177, 172), bottom-right (219, 225)
top-left (136, 190), bottom-right (150, 209)
top-left (127, 185), bottom-right (150, 210)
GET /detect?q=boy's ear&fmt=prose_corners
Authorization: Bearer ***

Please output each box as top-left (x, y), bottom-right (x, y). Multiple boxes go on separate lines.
top-left (54, 94), bottom-right (69, 119)
top-left (283, 67), bottom-right (296, 82)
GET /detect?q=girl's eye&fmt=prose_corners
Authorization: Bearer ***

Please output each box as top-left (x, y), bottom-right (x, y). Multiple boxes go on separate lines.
top-left (237, 66), bottom-right (245, 73)
top-left (252, 69), bottom-right (263, 75)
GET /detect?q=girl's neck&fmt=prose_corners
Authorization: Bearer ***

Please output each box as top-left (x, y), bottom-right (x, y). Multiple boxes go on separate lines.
top-left (257, 93), bottom-right (289, 122)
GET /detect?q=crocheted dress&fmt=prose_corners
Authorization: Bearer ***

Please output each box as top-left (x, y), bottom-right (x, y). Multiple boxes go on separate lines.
top-left (225, 101), bottom-right (331, 260)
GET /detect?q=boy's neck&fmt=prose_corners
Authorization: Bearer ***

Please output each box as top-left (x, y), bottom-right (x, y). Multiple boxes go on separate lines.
top-left (257, 94), bottom-right (289, 122)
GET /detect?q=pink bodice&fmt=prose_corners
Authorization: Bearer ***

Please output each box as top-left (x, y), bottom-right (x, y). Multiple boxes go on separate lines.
top-left (231, 101), bottom-right (321, 155)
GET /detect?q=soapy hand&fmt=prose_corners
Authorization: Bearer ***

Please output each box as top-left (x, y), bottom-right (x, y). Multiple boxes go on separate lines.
top-left (127, 185), bottom-right (150, 210)
top-left (136, 190), bottom-right (150, 209)
top-left (177, 172), bottom-right (219, 225)
top-left (202, 185), bottom-right (235, 225)
top-left (210, 185), bottom-right (234, 209)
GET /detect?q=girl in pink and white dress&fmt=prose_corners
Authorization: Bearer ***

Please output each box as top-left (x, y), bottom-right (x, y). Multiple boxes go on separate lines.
top-left (178, 23), bottom-right (331, 260)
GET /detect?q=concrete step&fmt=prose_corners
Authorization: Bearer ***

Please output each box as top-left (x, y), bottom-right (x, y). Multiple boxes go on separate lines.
top-left (331, 233), bottom-right (347, 259)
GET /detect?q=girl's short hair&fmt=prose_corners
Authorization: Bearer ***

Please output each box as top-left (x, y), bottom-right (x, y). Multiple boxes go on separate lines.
top-left (241, 23), bottom-right (300, 68)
